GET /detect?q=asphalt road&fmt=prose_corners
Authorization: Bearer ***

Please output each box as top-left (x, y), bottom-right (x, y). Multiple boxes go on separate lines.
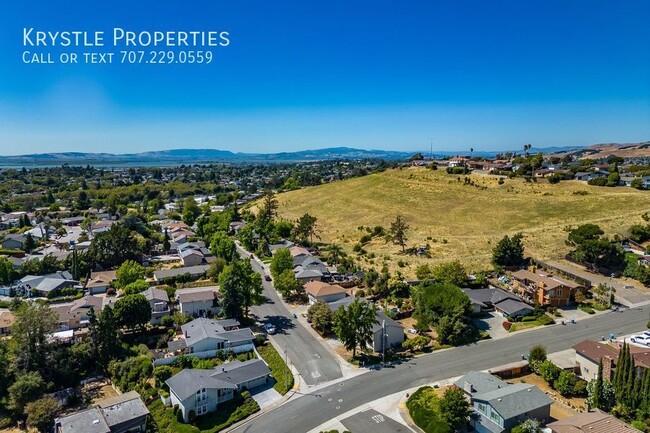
top-left (232, 304), bottom-right (650, 433)
top-left (237, 245), bottom-right (343, 386)
top-left (342, 409), bottom-right (412, 433)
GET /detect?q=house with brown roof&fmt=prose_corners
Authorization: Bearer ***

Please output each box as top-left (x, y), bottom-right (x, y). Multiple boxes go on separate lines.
top-left (176, 287), bottom-right (218, 317)
top-left (51, 295), bottom-right (104, 331)
top-left (86, 270), bottom-right (117, 295)
top-left (573, 340), bottom-right (650, 382)
top-left (511, 269), bottom-right (584, 307)
top-left (0, 309), bottom-right (15, 336)
top-left (547, 409), bottom-right (641, 433)
top-left (304, 281), bottom-right (348, 305)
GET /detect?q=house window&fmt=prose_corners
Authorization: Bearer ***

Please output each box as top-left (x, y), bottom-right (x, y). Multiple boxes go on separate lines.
top-left (558, 288), bottom-right (563, 297)
top-left (490, 410), bottom-right (500, 424)
top-left (477, 403), bottom-right (487, 415)
top-left (197, 405), bottom-right (208, 415)
top-left (548, 290), bottom-right (554, 298)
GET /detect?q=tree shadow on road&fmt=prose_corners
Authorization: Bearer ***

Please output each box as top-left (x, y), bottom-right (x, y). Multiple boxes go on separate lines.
top-left (261, 314), bottom-right (295, 334)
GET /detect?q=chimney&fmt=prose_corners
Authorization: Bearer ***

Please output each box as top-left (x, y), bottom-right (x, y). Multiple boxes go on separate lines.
top-left (463, 381), bottom-right (473, 394)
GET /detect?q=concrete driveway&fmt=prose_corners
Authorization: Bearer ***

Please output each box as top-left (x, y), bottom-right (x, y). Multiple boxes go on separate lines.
top-left (250, 383), bottom-right (282, 410)
top-left (473, 311), bottom-right (510, 340)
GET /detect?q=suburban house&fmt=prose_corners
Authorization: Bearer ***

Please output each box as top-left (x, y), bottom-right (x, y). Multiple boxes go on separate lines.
top-left (166, 359), bottom-right (270, 423)
top-left (573, 340), bottom-right (650, 381)
top-left (51, 295), bottom-right (104, 331)
top-left (454, 371), bottom-right (552, 433)
top-left (86, 270), bottom-right (117, 295)
top-left (140, 287), bottom-right (170, 325)
top-left (1, 233), bottom-right (26, 250)
top-left (461, 288), bottom-right (533, 318)
top-left (176, 287), bottom-right (218, 317)
top-left (168, 318), bottom-right (255, 355)
top-left (639, 255), bottom-right (650, 267)
top-left (55, 390), bottom-right (149, 433)
top-left (180, 249), bottom-right (205, 267)
top-left (153, 264), bottom-right (209, 283)
top-left (18, 271), bottom-right (79, 297)
top-left (304, 281), bottom-right (348, 304)
top-left (574, 171), bottom-right (607, 182)
top-left (372, 311), bottom-right (405, 352)
top-left (511, 269), bottom-right (583, 307)
top-left (0, 309), bottom-right (15, 336)
top-left (547, 409), bottom-right (641, 433)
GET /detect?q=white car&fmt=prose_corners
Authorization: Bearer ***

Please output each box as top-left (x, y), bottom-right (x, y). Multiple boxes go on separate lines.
top-left (264, 323), bottom-right (276, 335)
top-left (631, 335), bottom-right (650, 346)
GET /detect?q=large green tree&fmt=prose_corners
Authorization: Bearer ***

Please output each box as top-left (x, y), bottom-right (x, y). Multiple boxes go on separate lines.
top-left (388, 215), bottom-right (409, 252)
top-left (89, 223), bottom-right (143, 269)
top-left (274, 269), bottom-right (301, 299)
top-left (113, 294), bottom-right (151, 330)
top-left (8, 371), bottom-right (45, 417)
top-left (115, 259), bottom-right (145, 288)
top-left (12, 303), bottom-right (58, 372)
top-left (25, 396), bottom-right (62, 432)
top-left (88, 305), bottom-right (121, 373)
top-left (294, 213), bottom-right (319, 244)
top-left (270, 247), bottom-right (294, 278)
top-left (333, 299), bottom-right (378, 358)
top-left (219, 259), bottom-right (263, 319)
top-left (307, 301), bottom-right (334, 334)
top-left (492, 234), bottom-right (525, 267)
top-left (210, 231), bottom-right (238, 263)
top-left (439, 387), bottom-right (471, 431)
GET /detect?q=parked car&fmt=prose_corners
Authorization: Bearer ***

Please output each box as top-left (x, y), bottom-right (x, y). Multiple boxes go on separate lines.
top-left (631, 335), bottom-right (650, 346)
top-left (264, 323), bottom-right (276, 335)
top-left (264, 274), bottom-right (272, 282)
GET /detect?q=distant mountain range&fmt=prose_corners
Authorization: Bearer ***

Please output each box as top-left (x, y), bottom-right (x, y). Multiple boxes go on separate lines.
top-left (1, 142), bottom-right (647, 167)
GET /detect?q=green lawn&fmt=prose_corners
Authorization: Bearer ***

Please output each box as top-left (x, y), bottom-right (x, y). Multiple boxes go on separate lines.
top-left (405, 386), bottom-right (451, 433)
top-left (257, 343), bottom-right (294, 395)
top-left (148, 391), bottom-right (260, 433)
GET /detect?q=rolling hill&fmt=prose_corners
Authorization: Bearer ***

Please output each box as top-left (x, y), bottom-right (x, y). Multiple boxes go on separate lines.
top-left (275, 168), bottom-right (650, 273)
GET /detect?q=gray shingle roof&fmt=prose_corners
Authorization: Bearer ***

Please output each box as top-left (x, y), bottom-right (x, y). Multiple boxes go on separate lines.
top-left (181, 318), bottom-right (253, 347)
top-left (166, 359), bottom-right (270, 401)
top-left (140, 287), bottom-right (169, 303)
top-left (454, 371), bottom-right (507, 396)
top-left (494, 299), bottom-right (533, 316)
top-left (474, 383), bottom-right (552, 420)
top-left (153, 265), bottom-right (209, 280)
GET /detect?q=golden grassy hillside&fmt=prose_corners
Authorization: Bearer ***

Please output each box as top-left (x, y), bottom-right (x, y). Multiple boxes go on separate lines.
top-left (276, 168), bottom-right (650, 274)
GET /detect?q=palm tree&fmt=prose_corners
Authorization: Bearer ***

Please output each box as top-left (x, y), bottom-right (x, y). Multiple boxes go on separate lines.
top-left (524, 144), bottom-right (532, 158)
top-left (470, 147), bottom-right (474, 159)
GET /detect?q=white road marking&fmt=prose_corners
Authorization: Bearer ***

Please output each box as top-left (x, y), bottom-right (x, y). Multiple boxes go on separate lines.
top-left (311, 371), bottom-right (321, 379)
top-left (372, 414), bottom-right (385, 423)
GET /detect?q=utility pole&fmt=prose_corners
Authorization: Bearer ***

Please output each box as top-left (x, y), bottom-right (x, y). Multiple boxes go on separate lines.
top-left (382, 320), bottom-right (386, 366)
top-left (285, 345), bottom-right (289, 391)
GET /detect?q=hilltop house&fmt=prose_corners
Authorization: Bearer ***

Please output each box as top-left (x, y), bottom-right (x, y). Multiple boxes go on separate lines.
top-left (461, 288), bottom-right (533, 319)
top-left (167, 318), bottom-right (254, 356)
top-left (511, 269), bottom-right (583, 307)
top-left (454, 371), bottom-right (551, 433)
top-left (165, 359), bottom-right (270, 423)
top-left (55, 391), bottom-right (149, 433)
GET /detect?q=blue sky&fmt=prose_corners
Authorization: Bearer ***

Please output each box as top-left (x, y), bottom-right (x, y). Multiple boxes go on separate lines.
top-left (0, 0), bottom-right (648, 155)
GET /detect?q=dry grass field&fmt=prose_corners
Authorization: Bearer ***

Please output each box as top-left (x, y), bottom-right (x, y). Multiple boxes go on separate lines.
top-left (275, 167), bottom-right (650, 275)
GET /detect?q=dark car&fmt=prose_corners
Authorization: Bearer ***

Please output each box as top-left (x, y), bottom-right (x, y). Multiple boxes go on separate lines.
top-left (264, 274), bottom-right (272, 282)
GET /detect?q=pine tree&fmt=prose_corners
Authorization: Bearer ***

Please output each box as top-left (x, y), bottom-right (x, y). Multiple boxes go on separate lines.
top-left (592, 359), bottom-right (603, 409)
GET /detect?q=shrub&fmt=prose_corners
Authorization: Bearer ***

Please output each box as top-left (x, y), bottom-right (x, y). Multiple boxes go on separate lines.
top-left (522, 316), bottom-right (537, 322)
top-left (580, 305), bottom-right (595, 314)
top-left (406, 387), bottom-right (451, 433)
top-left (502, 321), bottom-right (512, 331)
top-left (176, 407), bottom-right (184, 423)
top-left (359, 234), bottom-right (372, 244)
top-left (538, 315), bottom-right (555, 325)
